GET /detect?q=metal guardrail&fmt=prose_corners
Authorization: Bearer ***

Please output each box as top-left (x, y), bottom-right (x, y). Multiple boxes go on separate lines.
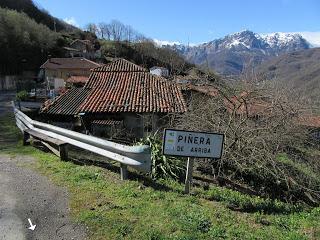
top-left (13, 103), bottom-right (151, 178)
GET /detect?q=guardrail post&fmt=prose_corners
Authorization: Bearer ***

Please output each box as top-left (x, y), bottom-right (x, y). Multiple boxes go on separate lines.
top-left (120, 163), bottom-right (128, 180)
top-left (59, 144), bottom-right (69, 161)
top-left (23, 131), bottom-right (30, 146)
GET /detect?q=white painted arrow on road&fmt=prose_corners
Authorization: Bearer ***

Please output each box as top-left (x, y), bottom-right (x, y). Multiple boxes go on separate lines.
top-left (28, 218), bottom-right (36, 231)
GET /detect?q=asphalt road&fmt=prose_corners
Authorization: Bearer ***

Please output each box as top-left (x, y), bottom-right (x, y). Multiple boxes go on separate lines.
top-left (0, 91), bottom-right (87, 240)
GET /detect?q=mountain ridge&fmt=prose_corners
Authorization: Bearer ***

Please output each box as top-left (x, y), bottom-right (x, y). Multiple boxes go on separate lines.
top-left (165, 30), bottom-right (310, 75)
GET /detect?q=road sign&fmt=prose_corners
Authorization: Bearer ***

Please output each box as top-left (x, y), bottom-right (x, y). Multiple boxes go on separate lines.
top-left (163, 129), bottom-right (224, 159)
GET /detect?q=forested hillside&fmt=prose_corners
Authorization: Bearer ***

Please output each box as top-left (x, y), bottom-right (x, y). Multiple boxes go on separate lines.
top-left (0, 1), bottom-right (195, 77)
top-left (0, 0), bottom-right (101, 75)
top-left (0, 7), bottom-right (65, 74)
top-left (99, 40), bottom-right (194, 75)
top-left (0, 0), bottom-right (75, 32)
top-left (85, 20), bottom-right (195, 74)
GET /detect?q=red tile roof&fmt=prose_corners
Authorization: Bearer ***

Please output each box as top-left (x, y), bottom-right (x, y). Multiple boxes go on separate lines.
top-left (186, 84), bottom-right (220, 97)
top-left (186, 85), bottom-right (270, 116)
top-left (92, 119), bottom-right (123, 125)
top-left (90, 58), bottom-right (147, 74)
top-left (66, 75), bottom-right (89, 84)
top-left (79, 59), bottom-right (187, 113)
top-left (223, 93), bottom-right (271, 116)
top-left (296, 115), bottom-right (320, 128)
top-left (41, 59), bottom-right (187, 115)
top-left (40, 57), bottom-right (100, 70)
top-left (40, 88), bottom-right (91, 115)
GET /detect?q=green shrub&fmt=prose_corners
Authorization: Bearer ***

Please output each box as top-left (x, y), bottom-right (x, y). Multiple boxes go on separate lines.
top-left (139, 135), bottom-right (186, 180)
top-left (16, 90), bottom-right (28, 101)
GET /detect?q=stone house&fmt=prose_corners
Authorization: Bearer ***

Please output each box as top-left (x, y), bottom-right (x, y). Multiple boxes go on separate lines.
top-left (65, 39), bottom-right (96, 59)
top-left (40, 59), bottom-right (187, 140)
top-left (40, 57), bottom-right (100, 94)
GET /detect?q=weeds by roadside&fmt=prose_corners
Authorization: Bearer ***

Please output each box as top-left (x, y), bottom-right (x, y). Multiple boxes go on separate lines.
top-left (1, 113), bottom-right (320, 239)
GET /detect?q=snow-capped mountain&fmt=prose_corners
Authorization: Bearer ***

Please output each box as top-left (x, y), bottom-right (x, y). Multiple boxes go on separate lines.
top-left (166, 30), bottom-right (310, 75)
top-left (261, 32), bottom-right (310, 53)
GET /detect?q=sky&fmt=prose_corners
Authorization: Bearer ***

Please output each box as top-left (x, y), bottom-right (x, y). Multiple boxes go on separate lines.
top-left (34, 0), bottom-right (320, 46)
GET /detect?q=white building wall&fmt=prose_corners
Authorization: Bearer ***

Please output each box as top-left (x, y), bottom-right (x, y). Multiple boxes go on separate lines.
top-left (150, 68), bottom-right (169, 77)
top-left (54, 78), bottom-right (65, 90)
top-left (150, 69), bottom-right (162, 76)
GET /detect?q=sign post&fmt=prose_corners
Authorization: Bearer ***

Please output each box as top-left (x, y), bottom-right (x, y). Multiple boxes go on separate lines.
top-left (184, 157), bottom-right (194, 194)
top-left (162, 129), bottom-right (224, 194)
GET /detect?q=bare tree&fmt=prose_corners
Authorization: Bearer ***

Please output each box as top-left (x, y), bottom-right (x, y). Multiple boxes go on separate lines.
top-left (108, 20), bottom-right (125, 41)
top-left (176, 81), bottom-right (320, 205)
top-left (98, 22), bottom-right (111, 40)
top-left (85, 23), bottom-right (98, 35)
top-left (124, 24), bottom-right (134, 42)
top-left (93, 20), bottom-right (147, 43)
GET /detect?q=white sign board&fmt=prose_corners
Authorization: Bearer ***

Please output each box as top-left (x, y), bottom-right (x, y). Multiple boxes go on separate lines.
top-left (162, 129), bottom-right (224, 158)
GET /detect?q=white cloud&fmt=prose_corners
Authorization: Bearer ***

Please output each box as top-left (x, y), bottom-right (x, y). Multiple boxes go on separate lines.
top-left (296, 32), bottom-right (320, 47)
top-left (63, 17), bottom-right (79, 27)
top-left (153, 39), bottom-right (181, 46)
top-left (153, 39), bottom-right (201, 47)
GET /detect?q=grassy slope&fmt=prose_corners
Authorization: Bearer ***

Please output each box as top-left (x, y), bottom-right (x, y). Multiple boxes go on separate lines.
top-left (1, 114), bottom-right (320, 240)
